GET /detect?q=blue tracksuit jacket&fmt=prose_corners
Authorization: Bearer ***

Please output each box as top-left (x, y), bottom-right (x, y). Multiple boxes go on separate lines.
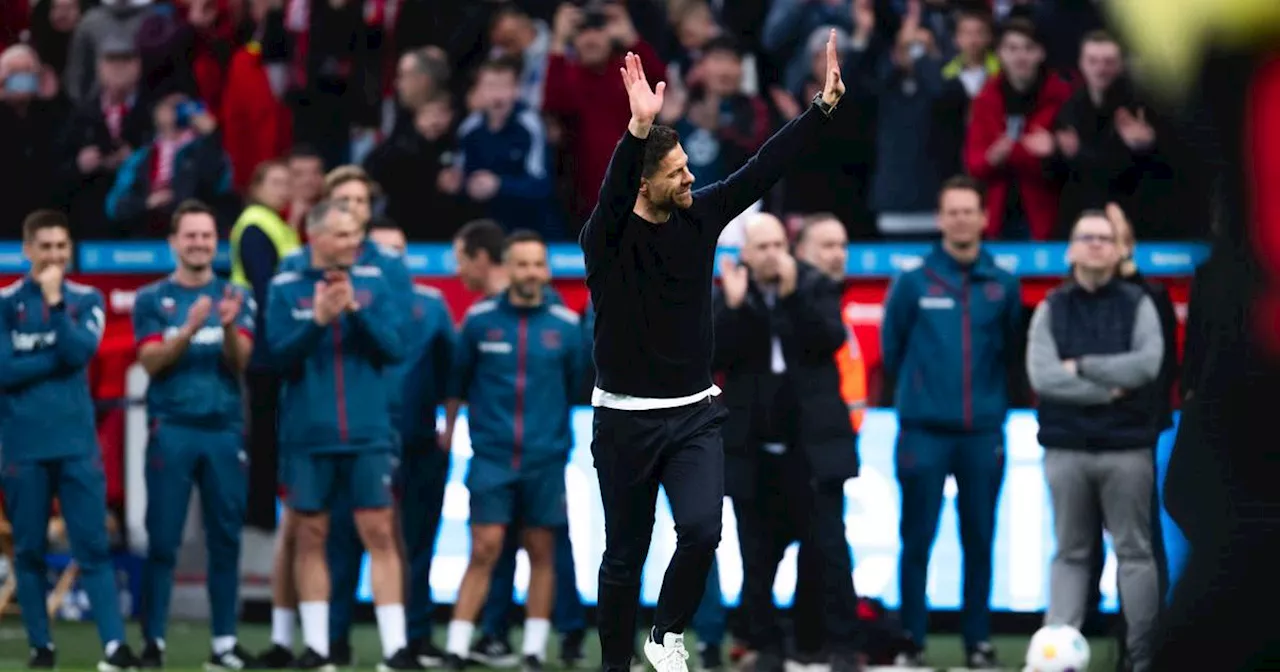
top-left (457, 104), bottom-right (557, 235)
top-left (280, 240), bottom-right (415, 426)
top-left (398, 284), bottom-right (455, 442)
top-left (449, 293), bottom-right (584, 469)
top-left (881, 246), bottom-right (1023, 432)
top-left (0, 278), bottom-right (106, 462)
top-left (266, 264), bottom-right (405, 454)
top-left (132, 276), bottom-right (255, 428)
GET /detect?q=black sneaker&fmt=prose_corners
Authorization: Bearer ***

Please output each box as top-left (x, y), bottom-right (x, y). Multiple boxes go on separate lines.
top-left (470, 636), bottom-right (518, 668)
top-left (966, 642), bottom-right (998, 669)
top-left (560, 630), bottom-right (586, 669)
top-left (99, 644), bottom-right (142, 672)
top-left (520, 655), bottom-right (543, 672)
top-left (377, 648), bottom-right (424, 671)
top-left (412, 639), bottom-right (445, 668)
top-left (139, 641), bottom-right (165, 669)
top-left (329, 640), bottom-right (352, 667)
top-left (696, 642), bottom-right (722, 671)
top-left (258, 645), bottom-right (295, 669)
top-left (444, 654), bottom-right (468, 671)
top-left (292, 648), bottom-right (335, 672)
top-left (207, 645), bottom-right (260, 671)
top-left (28, 646), bottom-right (55, 669)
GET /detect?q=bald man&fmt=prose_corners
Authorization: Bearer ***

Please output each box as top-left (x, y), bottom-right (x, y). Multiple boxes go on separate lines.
top-left (711, 214), bottom-right (861, 672)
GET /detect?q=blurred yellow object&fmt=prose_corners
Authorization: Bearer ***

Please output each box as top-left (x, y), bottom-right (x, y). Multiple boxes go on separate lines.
top-left (1107, 0), bottom-right (1280, 98)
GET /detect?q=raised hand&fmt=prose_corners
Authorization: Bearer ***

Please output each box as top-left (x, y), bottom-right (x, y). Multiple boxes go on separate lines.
top-left (720, 256), bottom-right (750, 309)
top-left (185, 295), bottom-right (213, 333)
top-left (36, 265), bottom-right (64, 304)
top-left (217, 285), bottom-right (243, 328)
top-left (822, 29), bottom-right (846, 107)
top-left (621, 51), bottom-right (665, 138)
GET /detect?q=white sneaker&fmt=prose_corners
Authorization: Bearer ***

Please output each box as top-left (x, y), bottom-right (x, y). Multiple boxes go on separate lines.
top-left (643, 632), bottom-right (690, 672)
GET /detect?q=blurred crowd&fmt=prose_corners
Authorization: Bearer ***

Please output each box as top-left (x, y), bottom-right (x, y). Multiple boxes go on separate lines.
top-left (0, 0), bottom-right (1213, 244)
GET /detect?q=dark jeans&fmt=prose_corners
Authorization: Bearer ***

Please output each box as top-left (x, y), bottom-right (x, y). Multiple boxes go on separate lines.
top-left (591, 400), bottom-right (728, 671)
top-left (245, 369), bottom-right (280, 531)
top-left (733, 451), bottom-right (858, 656)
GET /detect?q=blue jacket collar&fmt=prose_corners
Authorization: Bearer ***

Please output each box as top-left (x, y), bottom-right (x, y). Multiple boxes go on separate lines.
top-left (496, 290), bottom-right (551, 314)
top-left (925, 243), bottom-right (1000, 279)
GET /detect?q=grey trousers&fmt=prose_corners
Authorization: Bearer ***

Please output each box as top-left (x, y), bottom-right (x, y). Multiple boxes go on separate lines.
top-left (1043, 448), bottom-right (1159, 672)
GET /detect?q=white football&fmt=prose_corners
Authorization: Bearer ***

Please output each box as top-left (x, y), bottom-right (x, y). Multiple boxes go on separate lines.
top-left (1024, 624), bottom-right (1091, 672)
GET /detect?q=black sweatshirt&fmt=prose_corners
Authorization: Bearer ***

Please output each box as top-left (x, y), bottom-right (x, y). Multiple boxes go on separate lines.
top-left (579, 104), bottom-right (830, 398)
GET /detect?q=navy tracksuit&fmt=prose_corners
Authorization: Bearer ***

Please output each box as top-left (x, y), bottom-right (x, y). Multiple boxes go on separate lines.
top-left (0, 278), bottom-right (123, 650)
top-left (132, 277), bottom-right (255, 643)
top-left (880, 246), bottom-right (1022, 649)
top-left (279, 241), bottom-right (415, 643)
top-left (480, 297), bottom-right (590, 640)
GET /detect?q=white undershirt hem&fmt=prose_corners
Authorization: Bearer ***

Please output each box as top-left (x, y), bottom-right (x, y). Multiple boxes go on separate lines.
top-left (591, 385), bottom-right (722, 411)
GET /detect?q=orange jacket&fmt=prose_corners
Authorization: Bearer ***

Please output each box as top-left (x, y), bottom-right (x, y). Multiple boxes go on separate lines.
top-left (837, 304), bottom-right (868, 432)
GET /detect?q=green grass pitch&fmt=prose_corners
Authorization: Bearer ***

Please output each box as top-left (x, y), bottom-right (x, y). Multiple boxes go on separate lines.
top-left (0, 622), bottom-right (1122, 671)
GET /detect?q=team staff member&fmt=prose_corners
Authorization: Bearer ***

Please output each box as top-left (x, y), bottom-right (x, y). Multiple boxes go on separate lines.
top-left (0, 211), bottom-right (140, 671)
top-left (880, 177), bottom-right (1022, 668)
top-left (366, 220), bottom-right (457, 668)
top-left (441, 231), bottom-right (585, 672)
top-left (713, 214), bottom-right (860, 672)
top-left (266, 167), bottom-right (416, 667)
top-left (452, 219), bottom-right (587, 670)
top-left (265, 202), bottom-right (417, 671)
top-left (133, 201), bottom-right (257, 670)
top-left (582, 37), bottom-right (845, 672)
top-left (1026, 211), bottom-right (1163, 672)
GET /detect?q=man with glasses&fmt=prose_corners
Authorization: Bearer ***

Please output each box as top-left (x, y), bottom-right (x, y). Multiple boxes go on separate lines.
top-left (1026, 210), bottom-right (1164, 672)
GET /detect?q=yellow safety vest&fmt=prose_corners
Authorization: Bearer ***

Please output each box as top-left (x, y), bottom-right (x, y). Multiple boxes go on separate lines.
top-left (229, 204), bottom-right (300, 289)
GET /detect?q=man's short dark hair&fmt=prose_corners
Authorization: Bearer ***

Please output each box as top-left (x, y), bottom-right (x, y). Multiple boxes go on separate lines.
top-left (702, 35), bottom-right (743, 60)
top-left (455, 219), bottom-right (506, 263)
top-left (170, 199), bottom-right (216, 234)
top-left (794, 212), bottom-right (843, 246)
top-left (997, 17), bottom-right (1041, 48)
top-left (939, 175), bottom-right (985, 208)
top-left (22, 210), bottom-right (69, 242)
top-left (288, 144), bottom-right (324, 164)
top-left (477, 56), bottom-right (521, 80)
top-left (502, 229), bottom-right (546, 258)
top-left (1080, 29), bottom-right (1121, 52)
top-left (641, 126), bottom-right (682, 179)
top-left (953, 8), bottom-right (992, 30)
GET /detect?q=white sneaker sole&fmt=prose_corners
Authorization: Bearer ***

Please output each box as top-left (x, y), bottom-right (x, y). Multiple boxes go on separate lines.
top-left (643, 640), bottom-right (689, 672)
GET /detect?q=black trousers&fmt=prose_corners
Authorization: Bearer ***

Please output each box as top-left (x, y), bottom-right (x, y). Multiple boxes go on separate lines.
top-left (732, 451), bottom-right (858, 657)
top-left (592, 399), bottom-right (728, 671)
top-left (245, 368), bottom-right (280, 531)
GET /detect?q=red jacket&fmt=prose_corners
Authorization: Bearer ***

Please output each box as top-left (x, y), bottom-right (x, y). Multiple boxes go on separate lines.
top-left (543, 41), bottom-right (665, 224)
top-left (220, 44), bottom-right (293, 192)
top-left (964, 72), bottom-right (1072, 240)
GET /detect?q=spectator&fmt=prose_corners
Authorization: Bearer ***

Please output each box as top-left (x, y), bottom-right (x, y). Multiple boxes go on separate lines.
top-left (659, 35), bottom-right (773, 245)
top-left (29, 0), bottom-right (86, 76)
top-left (762, 0), bottom-right (852, 94)
top-left (852, 0), bottom-right (948, 238)
top-left (285, 144), bottom-right (325, 231)
top-left (880, 176), bottom-right (1022, 668)
top-left (65, 0), bottom-right (157, 103)
top-left (1052, 31), bottom-right (1181, 240)
top-left (665, 0), bottom-right (724, 89)
top-left (543, 0), bottom-right (666, 226)
top-left (135, 0), bottom-right (238, 110)
top-left (0, 44), bottom-right (67, 240)
top-left (55, 34), bottom-right (148, 238)
top-left (1025, 210), bottom-right (1163, 672)
top-left (458, 58), bottom-right (557, 238)
top-left (933, 7), bottom-right (997, 180)
top-left (386, 47), bottom-right (449, 138)
top-left (367, 92), bottom-right (474, 240)
top-left (106, 92), bottom-right (234, 236)
top-left (488, 4), bottom-right (553, 110)
top-left (219, 0), bottom-right (294, 193)
top-left (963, 18), bottom-right (1070, 240)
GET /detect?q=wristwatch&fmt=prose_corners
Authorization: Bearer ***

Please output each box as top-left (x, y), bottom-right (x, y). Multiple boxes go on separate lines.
top-left (812, 92), bottom-right (838, 118)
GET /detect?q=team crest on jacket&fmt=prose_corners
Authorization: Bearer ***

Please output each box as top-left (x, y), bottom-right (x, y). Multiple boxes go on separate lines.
top-left (983, 282), bottom-right (1005, 302)
top-left (355, 289), bottom-right (373, 306)
top-left (541, 329), bottom-right (561, 349)
top-left (927, 283), bottom-right (946, 297)
top-left (486, 328), bottom-right (505, 342)
top-left (298, 296), bottom-right (312, 308)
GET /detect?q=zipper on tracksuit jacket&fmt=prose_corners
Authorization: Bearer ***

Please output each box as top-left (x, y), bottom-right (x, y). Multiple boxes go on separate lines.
top-left (512, 316), bottom-right (528, 469)
top-left (924, 268), bottom-right (975, 429)
top-left (332, 323), bottom-right (350, 442)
